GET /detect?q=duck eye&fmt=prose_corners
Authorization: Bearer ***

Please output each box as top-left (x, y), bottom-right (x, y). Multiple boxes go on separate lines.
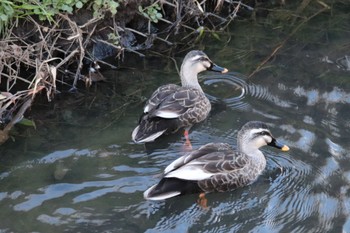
top-left (258, 131), bottom-right (270, 136)
top-left (198, 57), bottom-right (209, 62)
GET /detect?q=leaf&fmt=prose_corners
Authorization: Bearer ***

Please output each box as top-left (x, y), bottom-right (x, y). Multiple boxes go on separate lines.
top-left (0, 14), bottom-right (8, 21)
top-left (211, 32), bottom-right (221, 40)
top-left (95, 0), bottom-right (102, 6)
top-left (20, 4), bottom-right (40, 10)
top-left (156, 13), bottom-right (162, 19)
top-left (109, 1), bottom-right (119, 15)
top-left (34, 8), bottom-right (41, 14)
top-left (110, 8), bottom-right (117, 15)
top-left (18, 118), bottom-right (36, 128)
top-left (196, 26), bottom-right (204, 35)
top-left (195, 26), bottom-right (205, 42)
top-left (93, 3), bottom-right (99, 11)
top-left (76, 1), bottom-right (83, 9)
top-left (61, 5), bottom-right (73, 13)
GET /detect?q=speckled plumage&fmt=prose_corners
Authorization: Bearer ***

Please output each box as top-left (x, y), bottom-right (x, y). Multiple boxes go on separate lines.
top-left (132, 50), bottom-right (228, 143)
top-left (143, 121), bottom-right (290, 200)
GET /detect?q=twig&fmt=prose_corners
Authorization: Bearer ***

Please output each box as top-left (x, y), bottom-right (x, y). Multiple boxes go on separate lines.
top-left (55, 48), bottom-right (79, 70)
top-left (0, 73), bottom-right (32, 85)
top-left (224, 0), bottom-right (254, 11)
top-left (60, 14), bottom-right (85, 88)
top-left (95, 39), bottom-right (145, 57)
top-left (125, 27), bottom-right (173, 45)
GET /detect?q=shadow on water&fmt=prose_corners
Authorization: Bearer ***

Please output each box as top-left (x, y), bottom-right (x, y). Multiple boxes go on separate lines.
top-left (1, 2), bottom-right (350, 232)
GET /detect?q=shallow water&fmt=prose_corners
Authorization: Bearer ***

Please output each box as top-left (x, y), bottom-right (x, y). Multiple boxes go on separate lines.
top-left (1, 5), bottom-right (350, 233)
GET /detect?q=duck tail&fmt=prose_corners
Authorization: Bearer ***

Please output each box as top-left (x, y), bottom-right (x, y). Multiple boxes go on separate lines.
top-left (131, 125), bottom-right (167, 143)
top-left (143, 184), bottom-right (181, 201)
top-left (132, 115), bottom-right (177, 143)
top-left (143, 178), bottom-right (201, 201)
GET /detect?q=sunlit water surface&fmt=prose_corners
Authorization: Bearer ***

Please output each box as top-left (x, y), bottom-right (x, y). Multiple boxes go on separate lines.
top-left (1, 9), bottom-right (350, 233)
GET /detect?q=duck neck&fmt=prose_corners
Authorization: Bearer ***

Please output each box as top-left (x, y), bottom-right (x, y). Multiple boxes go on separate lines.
top-left (238, 141), bottom-right (266, 168)
top-left (180, 63), bottom-right (203, 92)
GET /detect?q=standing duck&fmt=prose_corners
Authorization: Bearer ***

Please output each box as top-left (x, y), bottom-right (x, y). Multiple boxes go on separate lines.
top-left (143, 121), bottom-right (290, 203)
top-left (132, 50), bottom-right (228, 144)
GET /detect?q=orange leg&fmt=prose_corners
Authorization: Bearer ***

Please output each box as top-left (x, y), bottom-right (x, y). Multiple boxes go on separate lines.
top-left (182, 129), bottom-right (193, 151)
top-left (197, 193), bottom-right (208, 208)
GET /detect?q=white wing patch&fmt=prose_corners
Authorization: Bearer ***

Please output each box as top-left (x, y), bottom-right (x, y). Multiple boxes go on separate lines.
top-left (154, 110), bottom-right (180, 118)
top-left (144, 104), bottom-right (151, 113)
top-left (165, 165), bottom-right (213, 181)
top-left (164, 156), bottom-right (186, 174)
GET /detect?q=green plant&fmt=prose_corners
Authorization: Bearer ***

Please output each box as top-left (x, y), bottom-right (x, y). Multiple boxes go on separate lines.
top-left (138, 3), bottom-right (162, 23)
top-left (0, 0), bottom-right (122, 36)
top-left (108, 32), bottom-right (120, 45)
top-left (19, 0), bottom-right (87, 21)
top-left (92, 0), bottom-right (120, 18)
top-left (0, 0), bottom-right (15, 34)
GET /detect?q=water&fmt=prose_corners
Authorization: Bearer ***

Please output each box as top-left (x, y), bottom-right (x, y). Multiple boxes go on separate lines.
top-left (1, 5), bottom-right (350, 233)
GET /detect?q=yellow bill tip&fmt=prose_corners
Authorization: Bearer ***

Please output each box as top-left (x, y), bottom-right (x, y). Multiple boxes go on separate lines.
top-left (221, 68), bottom-right (229, 74)
top-left (281, 145), bottom-right (290, 152)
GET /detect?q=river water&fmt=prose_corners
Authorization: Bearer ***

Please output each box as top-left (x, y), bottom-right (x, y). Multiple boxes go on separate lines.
top-left (1, 4), bottom-right (350, 233)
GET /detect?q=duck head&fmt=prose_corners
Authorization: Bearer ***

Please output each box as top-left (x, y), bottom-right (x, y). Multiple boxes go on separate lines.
top-left (180, 50), bottom-right (228, 90)
top-left (237, 121), bottom-right (290, 154)
top-left (182, 50), bottom-right (228, 74)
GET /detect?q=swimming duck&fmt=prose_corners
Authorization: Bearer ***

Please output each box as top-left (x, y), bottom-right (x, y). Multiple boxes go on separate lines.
top-left (132, 50), bottom-right (228, 144)
top-left (143, 121), bottom-right (290, 202)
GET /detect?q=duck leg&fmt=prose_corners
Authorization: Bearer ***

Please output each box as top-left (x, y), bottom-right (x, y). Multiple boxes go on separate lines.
top-left (197, 193), bottom-right (208, 208)
top-left (182, 129), bottom-right (193, 151)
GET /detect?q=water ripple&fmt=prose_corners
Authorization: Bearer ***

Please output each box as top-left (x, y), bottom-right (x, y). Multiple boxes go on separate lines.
top-left (13, 176), bottom-right (150, 212)
top-left (252, 152), bottom-right (319, 231)
top-left (247, 84), bottom-right (295, 108)
top-left (202, 72), bottom-right (295, 113)
top-left (144, 203), bottom-right (205, 233)
top-left (202, 72), bottom-right (250, 111)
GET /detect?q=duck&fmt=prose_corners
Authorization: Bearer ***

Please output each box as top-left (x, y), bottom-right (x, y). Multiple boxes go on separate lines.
top-left (143, 121), bottom-right (290, 204)
top-left (132, 50), bottom-right (228, 144)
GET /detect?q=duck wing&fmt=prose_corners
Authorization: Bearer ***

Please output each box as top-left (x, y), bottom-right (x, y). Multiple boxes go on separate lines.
top-left (163, 143), bottom-right (232, 174)
top-left (147, 86), bottom-right (205, 119)
top-left (143, 84), bottom-right (180, 114)
top-left (163, 143), bottom-right (248, 182)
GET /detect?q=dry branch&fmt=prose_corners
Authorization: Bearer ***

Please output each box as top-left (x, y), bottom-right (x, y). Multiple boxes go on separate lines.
top-left (0, 0), bottom-right (248, 141)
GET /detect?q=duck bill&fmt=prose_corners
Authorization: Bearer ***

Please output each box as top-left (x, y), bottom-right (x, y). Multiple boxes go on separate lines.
top-left (268, 138), bottom-right (290, 152)
top-left (209, 63), bottom-right (228, 74)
